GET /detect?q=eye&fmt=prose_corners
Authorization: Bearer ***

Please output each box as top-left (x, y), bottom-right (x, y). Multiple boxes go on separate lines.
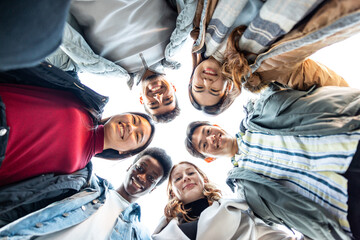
top-left (174, 176), bottom-right (181, 182)
top-left (135, 165), bottom-right (144, 172)
top-left (136, 132), bottom-right (140, 143)
top-left (188, 172), bottom-right (195, 176)
top-left (203, 142), bottom-right (208, 150)
top-left (147, 175), bottom-right (155, 183)
top-left (132, 115), bottom-right (136, 125)
top-left (210, 88), bottom-right (220, 93)
top-left (207, 129), bottom-right (210, 135)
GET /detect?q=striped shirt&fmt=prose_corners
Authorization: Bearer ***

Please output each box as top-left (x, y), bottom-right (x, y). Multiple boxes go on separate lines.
top-left (232, 129), bottom-right (360, 234)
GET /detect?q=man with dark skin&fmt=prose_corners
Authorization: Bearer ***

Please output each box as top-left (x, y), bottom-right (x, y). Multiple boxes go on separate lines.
top-left (1, 148), bottom-right (173, 239)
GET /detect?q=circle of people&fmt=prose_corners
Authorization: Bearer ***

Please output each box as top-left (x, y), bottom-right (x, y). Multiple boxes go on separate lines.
top-left (0, 0), bottom-right (359, 239)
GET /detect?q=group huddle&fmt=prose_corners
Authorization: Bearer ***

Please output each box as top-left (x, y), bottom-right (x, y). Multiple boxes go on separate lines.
top-left (0, 0), bottom-right (360, 239)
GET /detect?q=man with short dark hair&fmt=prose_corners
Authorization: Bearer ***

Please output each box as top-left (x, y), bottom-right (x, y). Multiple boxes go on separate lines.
top-left (185, 84), bottom-right (360, 239)
top-left (0, 147), bottom-right (173, 239)
top-left (139, 70), bottom-right (180, 123)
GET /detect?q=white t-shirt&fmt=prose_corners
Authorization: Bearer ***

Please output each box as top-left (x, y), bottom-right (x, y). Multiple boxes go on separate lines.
top-left (38, 189), bottom-right (130, 240)
top-left (70, 0), bottom-right (177, 73)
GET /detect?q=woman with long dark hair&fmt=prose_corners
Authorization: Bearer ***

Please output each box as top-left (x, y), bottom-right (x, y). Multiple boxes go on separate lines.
top-left (189, 0), bottom-right (359, 115)
top-left (0, 64), bottom-right (155, 187)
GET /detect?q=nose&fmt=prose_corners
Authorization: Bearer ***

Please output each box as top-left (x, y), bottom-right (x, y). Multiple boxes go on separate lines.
top-left (154, 93), bottom-right (163, 103)
top-left (203, 77), bottom-right (213, 88)
top-left (137, 173), bottom-right (146, 183)
top-left (206, 135), bottom-right (216, 144)
top-left (127, 122), bottom-right (135, 134)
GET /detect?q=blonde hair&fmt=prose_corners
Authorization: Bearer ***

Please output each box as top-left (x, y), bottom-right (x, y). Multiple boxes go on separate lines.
top-left (164, 161), bottom-right (222, 222)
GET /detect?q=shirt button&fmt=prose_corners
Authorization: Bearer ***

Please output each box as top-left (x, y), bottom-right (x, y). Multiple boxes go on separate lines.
top-left (92, 199), bottom-right (99, 204)
top-left (48, 64), bottom-right (52, 68)
top-left (35, 222), bottom-right (43, 228)
top-left (62, 213), bottom-right (69, 217)
top-left (0, 128), bottom-right (7, 136)
top-left (81, 205), bottom-right (86, 211)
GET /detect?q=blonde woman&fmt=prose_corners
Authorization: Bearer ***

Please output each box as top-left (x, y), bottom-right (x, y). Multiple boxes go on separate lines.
top-left (152, 161), bottom-right (293, 240)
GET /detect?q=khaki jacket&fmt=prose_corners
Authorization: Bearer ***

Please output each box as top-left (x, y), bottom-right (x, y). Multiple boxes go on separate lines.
top-left (254, 0), bottom-right (360, 90)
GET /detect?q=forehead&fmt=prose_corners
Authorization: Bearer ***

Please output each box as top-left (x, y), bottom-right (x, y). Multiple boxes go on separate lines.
top-left (172, 163), bottom-right (197, 176)
top-left (136, 155), bottom-right (164, 177)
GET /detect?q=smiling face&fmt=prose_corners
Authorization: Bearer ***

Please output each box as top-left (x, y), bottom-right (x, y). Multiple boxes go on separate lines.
top-left (191, 58), bottom-right (228, 106)
top-left (141, 74), bottom-right (176, 116)
top-left (103, 114), bottom-right (152, 154)
top-left (191, 125), bottom-right (237, 158)
top-left (170, 163), bottom-right (206, 205)
top-left (121, 155), bottom-right (164, 203)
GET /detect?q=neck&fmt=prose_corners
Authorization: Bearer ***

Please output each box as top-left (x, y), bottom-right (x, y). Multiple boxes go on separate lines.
top-left (230, 137), bottom-right (239, 157)
top-left (116, 185), bottom-right (137, 203)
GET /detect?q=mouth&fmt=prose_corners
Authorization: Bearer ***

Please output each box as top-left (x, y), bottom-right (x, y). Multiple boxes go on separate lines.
top-left (183, 183), bottom-right (195, 190)
top-left (216, 133), bottom-right (222, 149)
top-left (148, 82), bottom-right (163, 93)
top-left (131, 177), bottom-right (144, 190)
top-left (203, 68), bottom-right (217, 76)
top-left (118, 122), bottom-right (125, 139)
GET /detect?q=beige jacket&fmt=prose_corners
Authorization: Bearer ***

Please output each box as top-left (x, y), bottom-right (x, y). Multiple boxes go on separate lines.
top-left (152, 199), bottom-right (293, 240)
top-left (254, 0), bottom-right (360, 90)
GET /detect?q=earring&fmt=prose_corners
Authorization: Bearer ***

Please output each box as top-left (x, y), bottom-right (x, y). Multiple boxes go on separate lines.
top-left (204, 157), bottom-right (216, 163)
top-left (139, 96), bottom-right (144, 104)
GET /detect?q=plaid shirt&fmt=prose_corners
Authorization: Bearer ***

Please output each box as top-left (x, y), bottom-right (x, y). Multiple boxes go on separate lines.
top-left (232, 129), bottom-right (360, 234)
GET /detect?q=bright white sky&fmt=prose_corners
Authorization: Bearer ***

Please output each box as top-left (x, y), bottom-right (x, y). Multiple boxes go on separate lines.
top-left (79, 33), bottom-right (360, 232)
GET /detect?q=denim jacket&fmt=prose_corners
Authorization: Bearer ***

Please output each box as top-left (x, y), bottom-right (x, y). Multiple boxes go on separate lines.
top-left (0, 172), bottom-right (151, 240)
top-left (245, 83), bottom-right (360, 135)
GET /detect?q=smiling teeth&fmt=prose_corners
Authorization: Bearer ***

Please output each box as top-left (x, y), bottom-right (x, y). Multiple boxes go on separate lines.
top-left (151, 86), bottom-right (161, 91)
top-left (204, 70), bottom-right (216, 75)
top-left (120, 124), bottom-right (124, 138)
top-left (133, 178), bottom-right (142, 189)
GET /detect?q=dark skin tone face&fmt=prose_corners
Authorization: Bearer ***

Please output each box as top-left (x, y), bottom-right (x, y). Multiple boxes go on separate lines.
top-left (116, 155), bottom-right (164, 203)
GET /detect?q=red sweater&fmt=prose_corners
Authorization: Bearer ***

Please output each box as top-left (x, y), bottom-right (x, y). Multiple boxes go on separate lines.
top-left (0, 84), bottom-right (104, 186)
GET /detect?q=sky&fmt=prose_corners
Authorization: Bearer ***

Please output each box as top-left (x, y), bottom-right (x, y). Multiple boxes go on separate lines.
top-left (79, 33), bottom-right (360, 232)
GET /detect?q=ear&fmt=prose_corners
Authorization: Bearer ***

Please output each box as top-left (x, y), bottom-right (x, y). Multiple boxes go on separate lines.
top-left (171, 83), bottom-right (177, 92)
top-left (204, 157), bottom-right (216, 163)
top-left (139, 96), bottom-right (144, 105)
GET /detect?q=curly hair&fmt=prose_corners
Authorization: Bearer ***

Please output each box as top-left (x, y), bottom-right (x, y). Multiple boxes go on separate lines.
top-left (222, 25), bottom-right (267, 93)
top-left (164, 161), bottom-right (222, 222)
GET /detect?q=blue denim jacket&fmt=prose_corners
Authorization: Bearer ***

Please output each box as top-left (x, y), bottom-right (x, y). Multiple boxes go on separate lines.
top-left (0, 174), bottom-right (151, 240)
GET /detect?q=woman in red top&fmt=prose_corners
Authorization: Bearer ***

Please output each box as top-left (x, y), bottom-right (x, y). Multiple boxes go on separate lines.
top-left (0, 82), bottom-right (155, 186)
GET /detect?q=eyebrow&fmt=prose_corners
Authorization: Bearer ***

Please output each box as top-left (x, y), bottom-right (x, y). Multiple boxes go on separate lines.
top-left (209, 91), bottom-right (221, 96)
top-left (149, 104), bottom-right (159, 110)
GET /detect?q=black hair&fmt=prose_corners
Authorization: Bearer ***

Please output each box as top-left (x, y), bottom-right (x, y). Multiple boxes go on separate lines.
top-left (95, 112), bottom-right (155, 160)
top-left (133, 147), bottom-right (173, 186)
top-left (185, 121), bottom-right (212, 159)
